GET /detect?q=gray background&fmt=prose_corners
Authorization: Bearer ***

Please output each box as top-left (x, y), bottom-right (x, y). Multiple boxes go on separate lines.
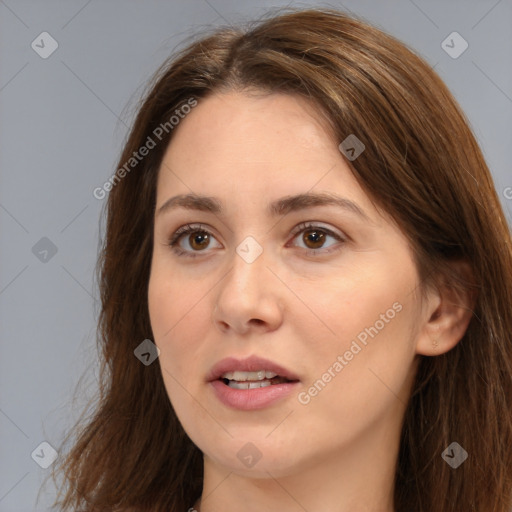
top-left (1, 0), bottom-right (511, 510)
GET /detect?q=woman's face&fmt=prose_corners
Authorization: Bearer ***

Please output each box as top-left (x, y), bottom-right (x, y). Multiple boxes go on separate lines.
top-left (148, 91), bottom-right (427, 477)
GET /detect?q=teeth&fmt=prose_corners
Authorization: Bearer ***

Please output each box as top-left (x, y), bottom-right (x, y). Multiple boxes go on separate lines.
top-left (227, 380), bottom-right (273, 389)
top-left (221, 370), bottom-right (278, 381)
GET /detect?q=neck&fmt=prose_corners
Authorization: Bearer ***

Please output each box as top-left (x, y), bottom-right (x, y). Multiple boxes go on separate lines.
top-left (193, 420), bottom-right (399, 512)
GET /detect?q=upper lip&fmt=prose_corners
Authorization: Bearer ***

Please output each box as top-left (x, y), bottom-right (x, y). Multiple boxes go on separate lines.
top-left (207, 355), bottom-right (300, 382)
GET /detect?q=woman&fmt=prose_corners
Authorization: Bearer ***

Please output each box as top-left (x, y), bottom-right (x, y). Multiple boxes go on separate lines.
top-left (51, 8), bottom-right (512, 512)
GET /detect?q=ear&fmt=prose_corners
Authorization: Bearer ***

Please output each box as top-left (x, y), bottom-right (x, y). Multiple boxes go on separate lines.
top-left (416, 261), bottom-right (477, 356)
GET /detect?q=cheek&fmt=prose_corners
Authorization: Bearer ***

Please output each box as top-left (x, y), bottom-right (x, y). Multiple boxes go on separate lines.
top-left (148, 257), bottom-right (203, 340)
top-left (291, 257), bottom-right (419, 400)
top-left (148, 262), bottom-right (212, 386)
top-left (290, 259), bottom-right (410, 350)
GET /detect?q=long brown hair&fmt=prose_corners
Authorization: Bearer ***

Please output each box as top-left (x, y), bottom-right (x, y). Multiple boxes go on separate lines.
top-left (50, 8), bottom-right (512, 511)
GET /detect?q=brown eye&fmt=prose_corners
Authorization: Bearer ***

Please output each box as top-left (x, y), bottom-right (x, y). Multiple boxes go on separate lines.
top-left (169, 222), bottom-right (345, 259)
top-left (302, 228), bottom-right (326, 249)
top-left (168, 224), bottom-right (221, 257)
top-left (188, 231), bottom-right (210, 251)
top-left (290, 222), bottom-right (346, 255)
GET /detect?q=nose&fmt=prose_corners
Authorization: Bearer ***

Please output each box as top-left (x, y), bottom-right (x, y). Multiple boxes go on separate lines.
top-left (212, 245), bottom-right (284, 335)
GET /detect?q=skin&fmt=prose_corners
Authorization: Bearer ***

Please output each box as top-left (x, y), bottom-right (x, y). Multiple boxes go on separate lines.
top-left (148, 91), bottom-right (473, 512)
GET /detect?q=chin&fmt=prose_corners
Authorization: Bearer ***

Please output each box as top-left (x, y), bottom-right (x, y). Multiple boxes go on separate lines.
top-left (200, 435), bottom-right (307, 478)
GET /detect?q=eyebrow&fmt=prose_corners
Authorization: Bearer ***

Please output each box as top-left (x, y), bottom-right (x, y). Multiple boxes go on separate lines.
top-left (156, 192), bottom-right (370, 221)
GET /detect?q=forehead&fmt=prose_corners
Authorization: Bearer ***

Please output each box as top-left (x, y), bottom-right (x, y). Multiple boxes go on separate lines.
top-left (161, 91), bottom-right (336, 169)
top-left (156, 91), bottom-right (360, 195)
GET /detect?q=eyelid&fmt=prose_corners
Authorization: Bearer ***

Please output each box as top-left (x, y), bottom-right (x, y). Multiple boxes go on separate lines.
top-left (167, 221), bottom-right (347, 258)
top-left (167, 223), bottom-right (221, 258)
top-left (289, 221), bottom-right (346, 241)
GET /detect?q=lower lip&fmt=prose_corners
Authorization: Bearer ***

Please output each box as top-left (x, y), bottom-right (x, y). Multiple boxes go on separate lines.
top-left (209, 379), bottom-right (300, 410)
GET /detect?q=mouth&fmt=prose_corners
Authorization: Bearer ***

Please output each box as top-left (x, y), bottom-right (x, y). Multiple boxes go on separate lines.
top-left (207, 355), bottom-right (300, 410)
top-left (219, 370), bottom-right (297, 389)
top-left (207, 355), bottom-right (300, 384)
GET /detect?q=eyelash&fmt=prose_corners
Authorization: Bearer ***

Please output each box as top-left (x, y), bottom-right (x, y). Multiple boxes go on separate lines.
top-left (167, 222), bottom-right (347, 259)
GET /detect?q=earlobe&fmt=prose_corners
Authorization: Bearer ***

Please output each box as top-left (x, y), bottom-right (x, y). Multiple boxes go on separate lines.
top-left (416, 262), bottom-right (477, 357)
